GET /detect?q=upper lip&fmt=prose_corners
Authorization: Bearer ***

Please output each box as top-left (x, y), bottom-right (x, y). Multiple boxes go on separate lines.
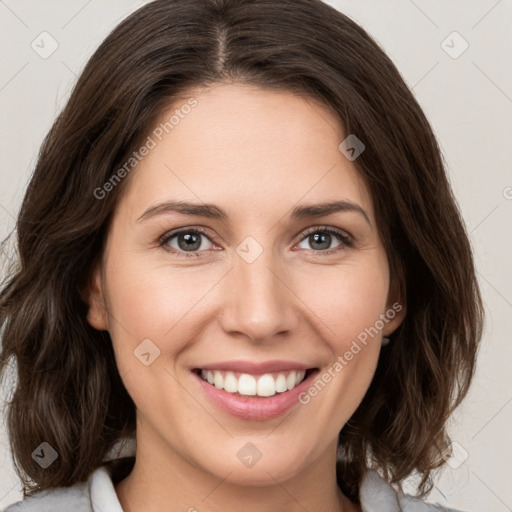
top-left (193, 360), bottom-right (316, 374)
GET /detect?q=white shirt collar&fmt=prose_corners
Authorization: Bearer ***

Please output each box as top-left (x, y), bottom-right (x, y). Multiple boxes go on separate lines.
top-left (89, 461), bottom-right (459, 512)
top-left (90, 466), bottom-right (124, 512)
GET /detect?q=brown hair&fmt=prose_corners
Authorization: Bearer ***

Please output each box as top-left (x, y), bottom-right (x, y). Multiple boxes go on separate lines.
top-left (0, 0), bottom-right (483, 503)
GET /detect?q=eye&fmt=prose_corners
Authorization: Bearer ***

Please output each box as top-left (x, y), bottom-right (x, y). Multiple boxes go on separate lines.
top-left (296, 226), bottom-right (353, 256)
top-left (159, 228), bottom-right (215, 258)
top-left (159, 225), bottom-right (353, 258)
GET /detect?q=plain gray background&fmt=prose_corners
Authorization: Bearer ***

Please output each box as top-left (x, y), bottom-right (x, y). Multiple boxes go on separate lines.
top-left (1, 0), bottom-right (511, 510)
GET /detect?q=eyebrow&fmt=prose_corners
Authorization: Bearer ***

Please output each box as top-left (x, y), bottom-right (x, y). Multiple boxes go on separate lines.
top-left (136, 199), bottom-right (371, 225)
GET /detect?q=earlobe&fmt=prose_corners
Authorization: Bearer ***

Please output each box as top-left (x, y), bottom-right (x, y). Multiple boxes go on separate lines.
top-left (383, 276), bottom-right (407, 337)
top-left (382, 302), bottom-right (406, 338)
top-left (85, 264), bottom-right (109, 331)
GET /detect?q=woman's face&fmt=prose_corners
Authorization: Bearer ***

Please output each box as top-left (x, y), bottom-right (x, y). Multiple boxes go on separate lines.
top-left (88, 82), bottom-right (404, 487)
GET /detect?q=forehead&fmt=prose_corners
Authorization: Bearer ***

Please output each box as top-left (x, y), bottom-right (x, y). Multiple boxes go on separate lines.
top-left (118, 83), bottom-right (373, 223)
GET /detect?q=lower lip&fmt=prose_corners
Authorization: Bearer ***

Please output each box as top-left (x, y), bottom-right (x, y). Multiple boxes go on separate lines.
top-left (193, 369), bottom-right (319, 421)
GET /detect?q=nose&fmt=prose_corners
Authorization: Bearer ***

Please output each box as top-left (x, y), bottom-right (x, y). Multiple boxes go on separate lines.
top-left (219, 248), bottom-right (298, 343)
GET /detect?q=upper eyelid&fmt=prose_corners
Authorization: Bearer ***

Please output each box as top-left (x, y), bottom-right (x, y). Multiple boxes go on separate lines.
top-left (300, 225), bottom-right (352, 240)
top-left (160, 225), bottom-right (352, 248)
top-left (159, 226), bottom-right (223, 246)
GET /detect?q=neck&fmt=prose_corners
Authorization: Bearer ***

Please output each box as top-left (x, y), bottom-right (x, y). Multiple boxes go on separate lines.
top-left (114, 429), bottom-right (358, 512)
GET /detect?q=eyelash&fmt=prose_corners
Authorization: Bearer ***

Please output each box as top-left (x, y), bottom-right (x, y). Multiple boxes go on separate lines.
top-left (158, 226), bottom-right (353, 258)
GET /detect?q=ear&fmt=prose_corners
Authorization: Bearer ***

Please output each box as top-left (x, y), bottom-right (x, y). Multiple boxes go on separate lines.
top-left (383, 273), bottom-right (406, 337)
top-left (85, 262), bottom-right (109, 331)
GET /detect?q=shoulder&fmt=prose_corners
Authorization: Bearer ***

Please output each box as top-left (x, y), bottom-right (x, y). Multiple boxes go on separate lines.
top-left (2, 464), bottom-right (122, 512)
top-left (2, 479), bottom-right (91, 512)
top-left (3, 463), bottom-right (466, 512)
top-left (360, 470), bottom-right (466, 512)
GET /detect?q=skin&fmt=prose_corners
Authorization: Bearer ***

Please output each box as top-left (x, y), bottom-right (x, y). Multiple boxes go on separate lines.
top-left (87, 82), bottom-right (406, 512)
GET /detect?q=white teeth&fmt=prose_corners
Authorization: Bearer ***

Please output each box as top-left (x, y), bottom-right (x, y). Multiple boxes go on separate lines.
top-left (238, 374), bottom-right (257, 396)
top-left (223, 372), bottom-right (238, 393)
top-left (199, 369), bottom-right (308, 397)
top-left (286, 372), bottom-right (295, 391)
top-left (275, 374), bottom-right (288, 392)
top-left (257, 374), bottom-right (276, 397)
top-left (213, 371), bottom-right (224, 389)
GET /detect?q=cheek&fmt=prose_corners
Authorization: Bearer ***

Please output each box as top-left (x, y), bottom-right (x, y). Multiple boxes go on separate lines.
top-left (289, 260), bottom-right (389, 442)
top-left (294, 257), bottom-right (390, 347)
top-left (103, 250), bottom-right (222, 366)
top-left (105, 238), bottom-right (389, 367)
top-left (103, 243), bottom-right (389, 444)
top-left (111, 265), bottom-right (386, 330)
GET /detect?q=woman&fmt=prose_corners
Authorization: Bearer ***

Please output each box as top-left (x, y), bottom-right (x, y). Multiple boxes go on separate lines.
top-left (0, 0), bottom-right (483, 510)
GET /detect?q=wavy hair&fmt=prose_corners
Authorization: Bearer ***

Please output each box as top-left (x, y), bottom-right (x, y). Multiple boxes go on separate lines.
top-left (0, 0), bottom-right (483, 503)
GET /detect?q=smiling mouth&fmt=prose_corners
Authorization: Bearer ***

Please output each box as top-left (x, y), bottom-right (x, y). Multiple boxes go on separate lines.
top-left (192, 368), bottom-right (318, 397)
